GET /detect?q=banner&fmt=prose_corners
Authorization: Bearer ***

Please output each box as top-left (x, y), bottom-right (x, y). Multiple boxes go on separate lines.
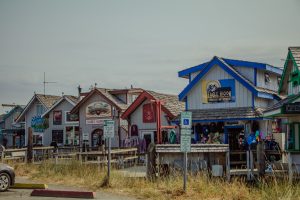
top-left (143, 103), bottom-right (156, 123)
top-left (202, 79), bottom-right (235, 103)
top-left (86, 101), bottom-right (112, 118)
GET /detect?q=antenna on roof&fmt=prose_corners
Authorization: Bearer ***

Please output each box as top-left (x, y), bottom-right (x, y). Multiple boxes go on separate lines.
top-left (43, 72), bottom-right (57, 95)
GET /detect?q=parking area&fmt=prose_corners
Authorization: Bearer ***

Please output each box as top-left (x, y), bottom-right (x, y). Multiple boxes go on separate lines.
top-left (0, 177), bottom-right (135, 200)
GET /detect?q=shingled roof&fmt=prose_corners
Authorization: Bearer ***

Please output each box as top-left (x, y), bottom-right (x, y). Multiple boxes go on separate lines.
top-left (289, 47), bottom-right (300, 67)
top-left (35, 94), bottom-right (61, 109)
top-left (147, 91), bottom-right (185, 117)
top-left (183, 107), bottom-right (264, 122)
top-left (121, 90), bottom-right (185, 120)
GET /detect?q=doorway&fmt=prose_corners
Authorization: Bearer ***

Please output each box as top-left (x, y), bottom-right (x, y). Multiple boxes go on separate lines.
top-left (141, 131), bottom-right (154, 150)
top-left (91, 129), bottom-right (103, 148)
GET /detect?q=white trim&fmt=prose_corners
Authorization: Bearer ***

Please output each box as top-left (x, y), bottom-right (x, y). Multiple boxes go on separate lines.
top-left (140, 131), bottom-right (154, 143)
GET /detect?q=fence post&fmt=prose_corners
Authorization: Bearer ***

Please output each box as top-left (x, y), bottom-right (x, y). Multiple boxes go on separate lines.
top-left (226, 151), bottom-right (230, 182)
top-left (27, 127), bottom-right (33, 163)
top-left (256, 141), bottom-right (265, 177)
top-left (288, 152), bottom-right (293, 184)
top-left (146, 143), bottom-right (156, 180)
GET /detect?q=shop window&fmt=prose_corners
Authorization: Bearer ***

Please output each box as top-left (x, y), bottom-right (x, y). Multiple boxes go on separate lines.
top-left (52, 130), bottom-right (63, 144)
top-left (53, 110), bottom-right (62, 125)
top-left (65, 126), bottom-right (79, 145)
top-left (33, 134), bottom-right (43, 146)
top-left (65, 111), bottom-right (79, 123)
top-left (264, 73), bottom-right (271, 85)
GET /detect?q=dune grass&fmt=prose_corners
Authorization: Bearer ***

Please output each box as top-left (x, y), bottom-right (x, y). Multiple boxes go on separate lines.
top-left (11, 161), bottom-right (300, 200)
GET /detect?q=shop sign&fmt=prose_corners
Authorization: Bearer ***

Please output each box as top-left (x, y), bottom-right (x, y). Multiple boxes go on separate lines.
top-left (202, 79), bottom-right (235, 103)
top-left (86, 101), bottom-right (112, 118)
top-left (83, 132), bottom-right (89, 141)
top-left (282, 102), bottom-right (300, 114)
top-left (31, 116), bottom-right (48, 132)
top-left (143, 103), bottom-right (156, 123)
top-left (86, 119), bottom-right (109, 125)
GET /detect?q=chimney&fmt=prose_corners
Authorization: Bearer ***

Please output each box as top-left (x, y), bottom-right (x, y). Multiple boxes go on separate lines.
top-left (78, 85), bottom-right (82, 97)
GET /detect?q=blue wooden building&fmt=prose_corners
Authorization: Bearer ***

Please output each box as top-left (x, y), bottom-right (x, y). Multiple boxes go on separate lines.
top-left (178, 56), bottom-right (283, 153)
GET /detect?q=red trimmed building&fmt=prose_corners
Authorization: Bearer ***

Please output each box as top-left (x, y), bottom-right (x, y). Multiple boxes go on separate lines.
top-left (121, 90), bottom-right (185, 150)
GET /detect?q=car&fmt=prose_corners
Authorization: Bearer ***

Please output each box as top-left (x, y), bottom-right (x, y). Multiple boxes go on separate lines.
top-left (0, 163), bottom-right (15, 191)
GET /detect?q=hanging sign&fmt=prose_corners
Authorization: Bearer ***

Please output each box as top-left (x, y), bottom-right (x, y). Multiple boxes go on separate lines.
top-left (31, 116), bottom-right (48, 132)
top-left (143, 103), bottom-right (156, 123)
top-left (202, 79), bottom-right (235, 103)
top-left (282, 102), bottom-right (300, 114)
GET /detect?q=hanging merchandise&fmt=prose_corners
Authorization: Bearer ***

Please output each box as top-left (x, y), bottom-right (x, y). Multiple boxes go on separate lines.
top-left (217, 122), bottom-right (224, 133)
top-left (169, 129), bottom-right (176, 144)
top-left (210, 122), bottom-right (217, 133)
top-left (202, 125), bottom-right (210, 136)
top-left (131, 124), bottom-right (138, 136)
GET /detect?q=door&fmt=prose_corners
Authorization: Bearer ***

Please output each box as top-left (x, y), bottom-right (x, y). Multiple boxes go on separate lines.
top-left (91, 129), bottom-right (103, 148)
top-left (141, 131), bottom-right (154, 150)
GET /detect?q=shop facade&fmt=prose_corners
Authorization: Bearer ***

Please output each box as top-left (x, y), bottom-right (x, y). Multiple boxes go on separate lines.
top-left (178, 56), bottom-right (283, 164)
top-left (0, 105), bottom-right (25, 148)
top-left (41, 95), bottom-right (79, 146)
top-left (264, 47), bottom-right (300, 171)
top-left (16, 94), bottom-right (61, 146)
top-left (121, 90), bottom-right (184, 151)
top-left (71, 88), bottom-right (143, 149)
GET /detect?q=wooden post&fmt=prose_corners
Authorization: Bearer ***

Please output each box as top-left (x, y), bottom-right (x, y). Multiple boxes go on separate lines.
top-left (256, 141), bottom-right (265, 177)
top-left (27, 127), bottom-right (33, 163)
top-left (146, 143), bottom-right (156, 180)
top-left (247, 150), bottom-right (250, 180)
top-left (226, 151), bottom-right (230, 182)
top-left (288, 152), bottom-right (293, 184)
top-left (250, 150), bottom-right (254, 179)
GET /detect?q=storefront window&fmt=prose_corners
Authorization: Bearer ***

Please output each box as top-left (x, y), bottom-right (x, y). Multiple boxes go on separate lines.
top-left (52, 130), bottom-right (63, 144)
top-left (33, 134), bottom-right (43, 146)
top-left (65, 126), bottom-right (79, 145)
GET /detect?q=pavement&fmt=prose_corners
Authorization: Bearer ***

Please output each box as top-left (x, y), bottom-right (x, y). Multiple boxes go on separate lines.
top-left (0, 177), bottom-right (136, 200)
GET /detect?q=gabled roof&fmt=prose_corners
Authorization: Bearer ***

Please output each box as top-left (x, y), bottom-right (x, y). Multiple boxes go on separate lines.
top-left (16, 94), bottom-right (61, 122)
top-left (41, 95), bottom-right (79, 117)
top-left (2, 105), bottom-right (24, 121)
top-left (178, 57), bottom-right (283, 78)
top-left (279, 47), bottom-right (300, 95)
top-left (121, 90), bottom-right (185, 120)
top-left (71, 88), bottom-right (130, 114)
top-left (178, 56), bottom-right (283, 101)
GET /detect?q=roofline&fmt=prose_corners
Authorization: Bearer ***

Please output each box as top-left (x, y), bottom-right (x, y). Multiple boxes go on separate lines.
top-left (15, 94), bottom-right (45, 123)
top-left (70, 89), bottom-right (122, 114)
top-left (2, 105), bottom-right (24, 121)
top-left (109, 88), bottom-right (144, 95)
top-left (41, 96), bottom-right (76, 118)
top-left (121, 91), bottom-right (175, 120)
top-left (178, 57), bottom-right (283, 78)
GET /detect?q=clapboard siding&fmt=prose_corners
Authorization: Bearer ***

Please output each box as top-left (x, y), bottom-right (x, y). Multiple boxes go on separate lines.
top-left (233, 66), bottom-right (255, 84)
top-left (187, 65), bottom-right (252, 109)
top-left (256, 69), bottom-right (280, 91)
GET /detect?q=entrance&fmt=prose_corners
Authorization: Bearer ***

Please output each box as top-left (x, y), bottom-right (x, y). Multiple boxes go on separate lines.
top-left (141, 131), bottom-right (154, 150)
top-left (91, 129), bottom-right (103, 148)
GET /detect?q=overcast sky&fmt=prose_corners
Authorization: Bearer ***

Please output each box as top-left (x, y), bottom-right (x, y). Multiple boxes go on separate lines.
top-left (0, 0), bottom-right (300, 114)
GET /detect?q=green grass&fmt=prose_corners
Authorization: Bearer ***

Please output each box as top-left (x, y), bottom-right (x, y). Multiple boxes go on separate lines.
top-left (12, 161), bottom-right (300, 200)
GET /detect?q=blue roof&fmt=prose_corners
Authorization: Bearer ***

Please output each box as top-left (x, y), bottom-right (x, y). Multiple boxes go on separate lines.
top-left (178, 56), bottom-right (282, 101)
top-left (178, 57), bottom-right (283, 78)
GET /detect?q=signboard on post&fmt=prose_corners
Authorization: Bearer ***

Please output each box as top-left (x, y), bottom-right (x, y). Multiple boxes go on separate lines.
top-left (180, 129), bottom-right (191, 152)
top-left (83, 132), bottom-right (89, 141)
top-left (180, 111), bottom-right (192, 129)
top-left (104, 120), bottom-right (115, 138)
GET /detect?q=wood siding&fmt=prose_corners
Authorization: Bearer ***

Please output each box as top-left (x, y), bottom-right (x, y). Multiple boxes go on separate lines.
top-left (256, 69), bottom-right (280, 91)
top-left (187, 65), bottom-right (253, 109)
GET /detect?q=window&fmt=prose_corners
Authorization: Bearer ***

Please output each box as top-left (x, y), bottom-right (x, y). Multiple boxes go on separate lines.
top-left (33, 133), bottom-right (43, 146)
top-left (36, 104), bottom-right (45, 116)
top-left (53, 110), bottom-right (62, 125)
top-left (65, 111), bottom-right (79, 123)
top-left (264, 73), bottom-right (271, 85)
top-left (52, 130), bottom-right (63, 144)
top-left (65, 126), bottom-right (79, 145)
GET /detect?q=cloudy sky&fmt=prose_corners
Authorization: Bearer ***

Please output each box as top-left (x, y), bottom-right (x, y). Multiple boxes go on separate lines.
top-left (0, 0), bottom-right (300, 114)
